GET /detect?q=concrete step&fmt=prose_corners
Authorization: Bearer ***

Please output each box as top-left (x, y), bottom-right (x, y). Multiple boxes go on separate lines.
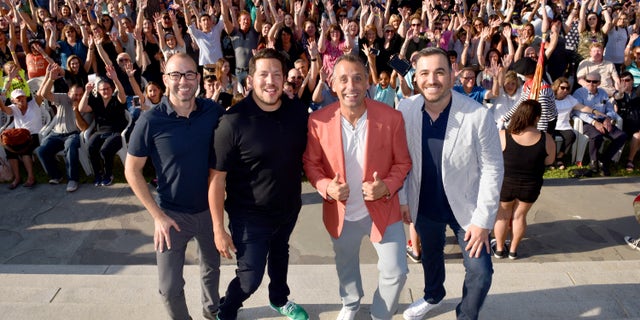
top-left (1, 262), bottom-right (639, 320)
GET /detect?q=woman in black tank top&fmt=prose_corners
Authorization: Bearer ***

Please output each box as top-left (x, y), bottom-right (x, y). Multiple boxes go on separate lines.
top-left (492, 100), bottom-right (556, 260)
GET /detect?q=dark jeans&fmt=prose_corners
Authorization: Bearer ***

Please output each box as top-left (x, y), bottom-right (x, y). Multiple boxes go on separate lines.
top-left (415, 216), bottom-right (493, 320)
top-left (582, 123), bottom-right (627, 163)
top-left (35, 132), bottom-right (81, 181)
top-left (217, 214), bottom-right (297, 320)
top-left (87, 132), bottom-right (122, 177)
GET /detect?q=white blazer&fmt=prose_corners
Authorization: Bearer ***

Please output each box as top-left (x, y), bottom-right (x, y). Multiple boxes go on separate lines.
top-left (398, 91), bottom-right (504, 230)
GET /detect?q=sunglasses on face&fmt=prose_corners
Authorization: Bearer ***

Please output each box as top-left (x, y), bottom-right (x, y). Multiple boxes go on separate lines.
top-left (559, 86), bottom-right (570, 90)
top-left (585, 79), bottom-right (600, 84)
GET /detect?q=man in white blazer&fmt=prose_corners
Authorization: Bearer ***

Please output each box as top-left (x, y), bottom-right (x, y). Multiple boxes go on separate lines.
top-left (397, 48), bottom-right (504, 320)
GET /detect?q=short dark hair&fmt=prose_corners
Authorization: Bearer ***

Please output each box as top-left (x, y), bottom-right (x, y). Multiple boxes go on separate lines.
top-left (414, 47), bottom-right (452, 71)
top-left (508, 100), bottom-right (541, 134)
top-left (620, 71), bottom-right (633, 80)
top-left (248, 48), bottom-right (286, 76)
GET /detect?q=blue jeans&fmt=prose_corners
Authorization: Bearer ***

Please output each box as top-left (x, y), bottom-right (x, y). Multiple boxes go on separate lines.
top-left (217, 215), bottom-right (297, 320)
top-left (415, 216), bottom-right (493, 320)
top-left (35, 132), bottom-right (81, 181)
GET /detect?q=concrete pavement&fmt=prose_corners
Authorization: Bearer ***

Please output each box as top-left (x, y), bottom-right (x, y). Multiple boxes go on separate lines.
top-left (1, 177), bottom-right (640, 319)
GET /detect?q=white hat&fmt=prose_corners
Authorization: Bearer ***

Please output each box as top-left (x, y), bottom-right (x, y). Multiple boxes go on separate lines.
top-left (10, 89), bottom-right (26, 100)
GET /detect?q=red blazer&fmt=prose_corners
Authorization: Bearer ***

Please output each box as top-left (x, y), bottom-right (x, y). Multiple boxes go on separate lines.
top-left (303, 99), bottom-right (412, 242)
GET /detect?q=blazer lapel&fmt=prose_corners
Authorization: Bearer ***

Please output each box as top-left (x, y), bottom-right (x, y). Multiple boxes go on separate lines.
top-left (443, 93), bottom-right (465, 160)
top-left (328, 105), bottom-right (347, 180)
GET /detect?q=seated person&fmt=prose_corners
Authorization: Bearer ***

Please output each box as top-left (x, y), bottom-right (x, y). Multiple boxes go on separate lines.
top-left (614, 71), bottom-right (640, 171)
top-left (78, 67), bottom-right (128, 186)
top-left (36, 64), bottom-right (91, 192)
top-left (573, 72), bottom-right (627, 176)
top-left (0, 89), bottom-right (44, 189)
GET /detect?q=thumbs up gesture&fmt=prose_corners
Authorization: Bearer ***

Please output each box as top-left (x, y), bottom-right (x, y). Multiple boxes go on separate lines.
top-left (362, 171), bottom-right (390, 201)
top-left (327, 172), bottom-right (350, 201)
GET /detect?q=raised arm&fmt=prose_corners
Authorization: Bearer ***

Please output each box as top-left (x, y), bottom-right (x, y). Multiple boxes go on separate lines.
top-left (105, 65), bottom-right (127, 104)
top-left (79, 81), bottom-right (95, 113)
top-left (219, 0), bottom-right (235, 34)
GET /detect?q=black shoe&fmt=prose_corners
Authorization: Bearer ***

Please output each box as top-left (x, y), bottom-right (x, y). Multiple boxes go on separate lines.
top-left (601, 164), bottom-right (611, 176)
top-left (589, 160), bottom-right (599, 173)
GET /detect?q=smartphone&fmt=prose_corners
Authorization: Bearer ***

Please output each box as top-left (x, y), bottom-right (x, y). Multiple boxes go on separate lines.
top-left (132, 95), bottom-right (141, 109)
top-left (370, 48), bottom-right (380, 56)
top-left (387, 55), bottom-right (412, 77)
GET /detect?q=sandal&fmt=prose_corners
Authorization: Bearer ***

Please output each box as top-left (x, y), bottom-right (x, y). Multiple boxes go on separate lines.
top-left (555, 160), bottom-right (566, 170)
top-left (7, 181), bottom-right (19, 190)
top-left (22, 181), bottom-right (36, 188)
top-left (626, 161), bottom-right (635, 172)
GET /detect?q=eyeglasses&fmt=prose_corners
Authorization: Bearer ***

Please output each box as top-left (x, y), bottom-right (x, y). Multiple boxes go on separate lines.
top-left (559, 86), bottom-right (570, 90)
top-left (585, 79), bottom-right (600, 84)
top-left (289, 76), bottom-right (303, 80)
top-left (166, 71), bottom-right (198, 81)
top-left (623, 78), bottom-right (633, 82)
top-left (411, 23), bottom-right (421, 27)
top-left (385, 29), bottom-right (394, 33)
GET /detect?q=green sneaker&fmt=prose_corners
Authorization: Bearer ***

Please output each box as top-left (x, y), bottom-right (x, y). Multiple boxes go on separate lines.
top-left (270, 301), bottom-right (309, 320)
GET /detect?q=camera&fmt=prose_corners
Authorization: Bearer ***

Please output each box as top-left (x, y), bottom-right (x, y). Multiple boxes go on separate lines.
top-left (370, 48), bottom-right (380, 56)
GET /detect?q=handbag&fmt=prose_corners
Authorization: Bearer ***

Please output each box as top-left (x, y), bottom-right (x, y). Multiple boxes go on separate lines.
top-left (0, 155), bottom-right (12, 182)
top-left (1, 128), bottom-right (32, 154)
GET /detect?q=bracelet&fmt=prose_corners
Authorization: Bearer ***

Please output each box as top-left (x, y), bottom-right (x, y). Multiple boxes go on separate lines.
top-left (310, 58), bottom-right (317, 61)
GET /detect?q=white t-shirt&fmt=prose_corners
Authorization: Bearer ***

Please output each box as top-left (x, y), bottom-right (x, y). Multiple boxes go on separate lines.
top-left (555, 94), bottom-right (579, 131)
top-left (492, 87), bottom-right (521, 123)
top-left (9, 99), bottom-right (42, 134)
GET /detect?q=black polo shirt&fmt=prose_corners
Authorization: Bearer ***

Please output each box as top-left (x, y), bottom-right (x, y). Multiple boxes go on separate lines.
top-left (214, 94), bottom-right (308, 221)
top-left (128, 98), bottom-right (224, 213)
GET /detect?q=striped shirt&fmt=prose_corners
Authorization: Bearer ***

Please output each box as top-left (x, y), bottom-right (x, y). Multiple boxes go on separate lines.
top-left (503, 79), bottom-right (557, 132)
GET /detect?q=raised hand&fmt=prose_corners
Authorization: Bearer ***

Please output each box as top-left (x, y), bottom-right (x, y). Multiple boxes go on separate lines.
top-left (105, 64), bottom-right (117, 80)
top-left (327, 172), bottom-right (350, 201)
top-left (362, 171), bottom-right (389, 201)
top-left (85, 81), bottom-right (95, 93)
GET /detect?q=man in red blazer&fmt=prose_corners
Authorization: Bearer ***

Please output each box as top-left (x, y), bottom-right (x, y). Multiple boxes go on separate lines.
top-left (303, 54), bottom-right (412, 320)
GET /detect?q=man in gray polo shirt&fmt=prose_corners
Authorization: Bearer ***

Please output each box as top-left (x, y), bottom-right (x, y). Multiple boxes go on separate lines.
top-left (36, 64), bottom-right (91, 192)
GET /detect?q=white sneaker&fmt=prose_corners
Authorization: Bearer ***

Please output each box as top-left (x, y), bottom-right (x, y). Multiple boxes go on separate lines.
top-left (66, 180), bottom-right (78, 192)
top-left (403, 298), bottom-right (440, 320)
top-left (48, 178), bottom-right (62, 185)
top-left (337, 306), bottom-right (359, 320)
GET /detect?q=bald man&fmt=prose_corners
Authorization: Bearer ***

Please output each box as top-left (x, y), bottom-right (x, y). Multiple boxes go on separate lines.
top-left (125, 53), bottom-right (225, 320)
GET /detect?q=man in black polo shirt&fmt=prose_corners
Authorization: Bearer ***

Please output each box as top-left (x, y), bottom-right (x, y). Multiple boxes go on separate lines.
top-left (209, 49), bottom-right (309, 320)
top-left (125, 53), bottom-right (225, 320)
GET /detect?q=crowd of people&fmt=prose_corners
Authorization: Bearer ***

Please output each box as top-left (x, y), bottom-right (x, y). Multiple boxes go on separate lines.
top-left (1, 0), bottom-right (640, 318)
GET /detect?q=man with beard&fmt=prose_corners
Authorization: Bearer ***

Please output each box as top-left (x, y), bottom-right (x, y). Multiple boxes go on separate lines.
top-left (125, 53), bottom-right (224, 320)
top-left (397, 48), bottom-right (503, 320)
top-left (36, 64), bottom-right (91, 193)
top-left (209, 48), bottom-right (309, 320)
top-left (220, 0), bottom-right (261, 88)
